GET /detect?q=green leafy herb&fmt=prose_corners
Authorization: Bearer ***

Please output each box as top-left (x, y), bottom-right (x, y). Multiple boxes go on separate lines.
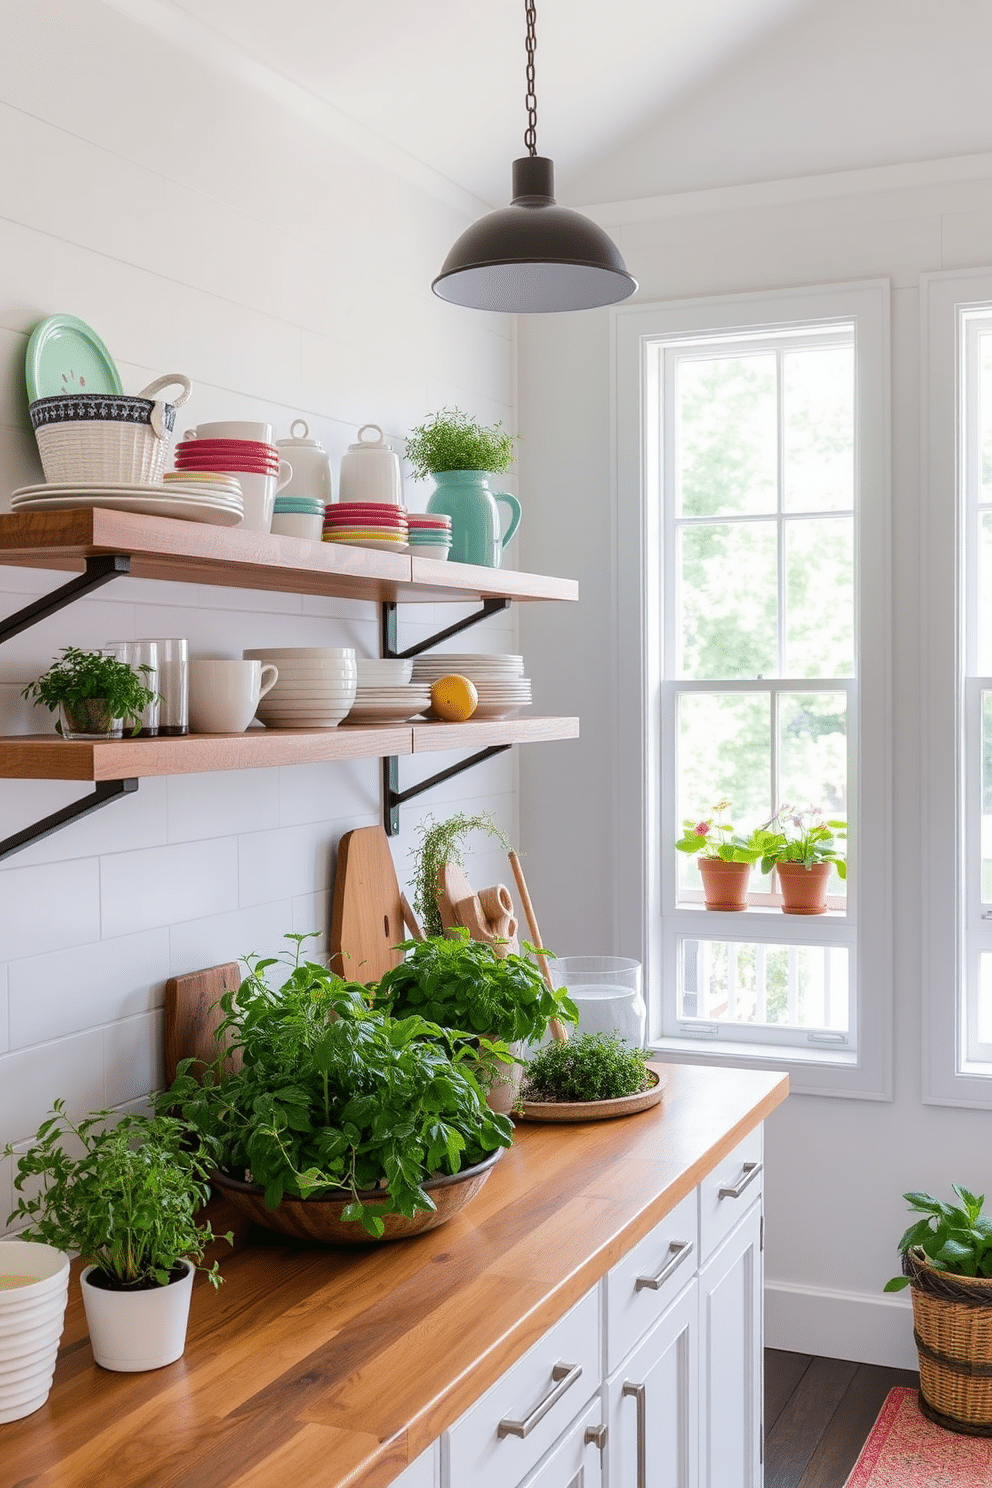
top-left (884, 1185), bottom-right (992, 1290)
top-left (754, 805), bottom-right (847, 878)
top-left (4, 1102), bottom-right (229, 1287)
top-left (522, 1033), bottom-right (651, 1103)
top-left (22, 646), bottom-right (158, 736)
top-left (375, 928), bottom-right (578, 1046)
top-left (405, 408), bottom-right (517, 480)
top-left (160, 936), bottom-right (514, 1239)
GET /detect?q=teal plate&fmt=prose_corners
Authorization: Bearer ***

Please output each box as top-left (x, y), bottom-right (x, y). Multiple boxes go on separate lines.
top-left (25, 314), bottom-right (123, 403)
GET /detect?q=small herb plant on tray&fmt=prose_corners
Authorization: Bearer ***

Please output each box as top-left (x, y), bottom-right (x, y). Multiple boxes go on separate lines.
top-left (4, 1102), bottom-right (228, 1288)
top-left (522, 1033), bottom-right (651, 1104)
top-left (161, 935), bottom-right (514, 1238)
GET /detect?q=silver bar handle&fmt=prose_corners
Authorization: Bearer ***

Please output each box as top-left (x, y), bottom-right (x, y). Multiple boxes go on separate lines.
top-left (718, 1160), bottom-right (763, 1201)
top-left (497, 1362), bottom-right (583, 1439)
top-left (622, 1381), bottom-right (647, 1488)
top-left (635, 1238), bottom-right (693, 1292)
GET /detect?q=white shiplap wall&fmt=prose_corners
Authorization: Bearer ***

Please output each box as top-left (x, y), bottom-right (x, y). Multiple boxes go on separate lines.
top-left (0, 3), bottom-right (520, 1228)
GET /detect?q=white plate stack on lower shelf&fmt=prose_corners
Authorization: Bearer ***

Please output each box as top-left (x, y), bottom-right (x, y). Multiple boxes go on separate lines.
top-left (344, 658), bottom-right (432, 723)
top-left (243, 647), bottom-right (357, 728)
top-left (411, 653), bottom-right (533, 720)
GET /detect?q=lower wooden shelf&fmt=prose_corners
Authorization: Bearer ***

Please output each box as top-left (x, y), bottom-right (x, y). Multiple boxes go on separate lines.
top-left (0, 716), bottom-right (580, 781)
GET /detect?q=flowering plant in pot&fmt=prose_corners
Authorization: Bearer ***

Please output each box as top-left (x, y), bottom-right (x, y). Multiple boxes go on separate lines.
top-left (22, 646), bottom-right (158, 739)
top-left (4, 1103), bottom-right (229, 1372)
top-left (883, 1185), bottom-right (992, 1434)
top-left (675, 801), bottom-right (765, 911)
top-left (755, 806), bottom-right (847, 915)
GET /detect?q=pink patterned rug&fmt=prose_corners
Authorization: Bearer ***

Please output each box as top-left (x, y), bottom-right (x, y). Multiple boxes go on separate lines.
top-left (845, 1388), bottom-right (992, 1486)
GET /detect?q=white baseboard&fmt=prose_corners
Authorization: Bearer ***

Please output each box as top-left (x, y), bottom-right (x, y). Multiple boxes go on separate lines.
top-left (765, 1280), bottom-right (918, 1370)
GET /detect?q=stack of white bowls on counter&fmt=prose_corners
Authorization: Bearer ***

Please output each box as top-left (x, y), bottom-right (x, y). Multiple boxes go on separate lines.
top-left (411, 653), bottom-right (533, 720)
top-left (347, 658), bottom-right (432, 723)
top-left (243, 647), bottom-right (356, 728)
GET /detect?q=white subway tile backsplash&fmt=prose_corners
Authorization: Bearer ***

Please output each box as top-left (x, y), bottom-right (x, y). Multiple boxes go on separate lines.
top-left (238, 821), bottom-right (334, 907)
top-left (0, 1029), bottom-right (106, 1146)
top-left (0, 778), bottom-right (169, 867)
top-left (167, 899), bottom-right (296, 978)
top-left (167, 770), bottom-right (280, 844)
top-left (292, 890), bottom-right (331, 954)
top-left (0, 964), bottom-right (8, 1053)
top-left (277, 758), bottom-right (379, 827)
top-left (0, 857), bottom-right (101, 960)
top-left (100, 839), bottom-right (239, 938)
top-left (104, 1012), bottom-right (165, 1106)
top-left (7, 929), bottom-right (170, 1049)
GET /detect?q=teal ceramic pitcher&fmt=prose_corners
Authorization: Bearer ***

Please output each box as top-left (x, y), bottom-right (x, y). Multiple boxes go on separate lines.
top-left (426, 471), bottom-right (521, 568)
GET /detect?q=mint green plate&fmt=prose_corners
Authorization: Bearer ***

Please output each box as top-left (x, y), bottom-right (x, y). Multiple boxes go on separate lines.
top-left (25, 314), bottom-right (123, 403)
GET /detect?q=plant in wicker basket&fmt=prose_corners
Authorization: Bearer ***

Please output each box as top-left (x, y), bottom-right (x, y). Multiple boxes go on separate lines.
top-left (884, 1185), bottom-right (992, 1435)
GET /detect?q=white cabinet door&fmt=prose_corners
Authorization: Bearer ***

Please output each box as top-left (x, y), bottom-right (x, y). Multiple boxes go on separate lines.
top-left (698, 1201), bottom-right (762, 1488)
top-left (607, 1278), bottom-right (698, 1488)
top-left (518, 1397), bottom-right (606, 1488)
top-left (391, 1442), bottom-right (438, 1488)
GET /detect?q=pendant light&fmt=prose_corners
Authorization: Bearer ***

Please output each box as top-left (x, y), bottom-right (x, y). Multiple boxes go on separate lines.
top-left (432, 1), bottom-right (637, 313)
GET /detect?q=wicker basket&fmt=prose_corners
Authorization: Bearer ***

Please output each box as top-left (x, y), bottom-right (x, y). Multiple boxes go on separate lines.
top-left (29, 374), bottom-right (191, 485)
top-left (905, 1246), bottom-right (992, 1434)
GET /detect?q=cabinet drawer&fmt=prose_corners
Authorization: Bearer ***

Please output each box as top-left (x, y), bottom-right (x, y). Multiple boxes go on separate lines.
top-left (698, 1126), bottom-right (763, 1263)
top-left (444, 1288), bottom-right (599, 1488)
top-left (518, 1396), bottom-right (605, 1488)
top-left (605, 1189), bottom-right (697, 1373)
top-left (391, 1442), bottom-right (437, 1488)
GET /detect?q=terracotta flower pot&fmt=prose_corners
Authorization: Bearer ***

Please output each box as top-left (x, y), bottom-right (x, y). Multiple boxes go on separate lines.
top-left (776, 861), bottom-right (832, 915)
top-left (698, 858), bottom-right (751, 911)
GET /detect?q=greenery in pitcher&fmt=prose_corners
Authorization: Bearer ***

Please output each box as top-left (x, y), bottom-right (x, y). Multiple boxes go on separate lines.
top-left (374, 927), bottom-right (578, 1047)
top-left (22, 646), bottom-right (158, 736)
top-left (4, 1102), bottom-right (229, 1288)
top-left (405, 407), bottom-right (517, 479)
top-left (675, 800), bottom-right (764, 863)
top-left (521, 1033), bottom-right (651, 1104)
top-left (160, 935), bottom-right (514, 1239)
top-left (884, 1185), bottom-right (992, 1291)
top-left (754, 805), bottom-right (847, 877)
top-left (410, 810), bottom-right (513, 938)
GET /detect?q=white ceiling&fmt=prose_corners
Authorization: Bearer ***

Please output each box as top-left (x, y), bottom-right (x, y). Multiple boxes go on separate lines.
top-left (160, 0), bottom-right (819, 204)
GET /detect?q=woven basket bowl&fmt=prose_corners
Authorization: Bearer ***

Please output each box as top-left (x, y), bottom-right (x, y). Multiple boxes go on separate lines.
top-left (210, 1148), bottom-right (503, 1245)
top-left (29, 376), bottom-right (190, 485)
top-left (906, 1246), bottom-right (992, 1434)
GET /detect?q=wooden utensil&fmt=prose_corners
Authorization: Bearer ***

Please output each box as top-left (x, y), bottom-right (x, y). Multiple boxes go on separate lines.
top-left (330, 826), bottom-right (407, 983)
top-left (437, 863), bottom-right (520, 957)
top-left (164, 961), bottom-right (243, 1085)
top-left (509, 849), bottom-right (568, 1042)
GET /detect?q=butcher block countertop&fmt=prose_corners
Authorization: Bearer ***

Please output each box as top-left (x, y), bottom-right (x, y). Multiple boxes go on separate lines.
top-left (2, 1063), bottom-right (788, 1488)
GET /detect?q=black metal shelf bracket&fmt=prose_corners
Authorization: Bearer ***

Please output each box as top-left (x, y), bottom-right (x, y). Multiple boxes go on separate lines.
top-left (383, 747), bottom-right (511, 836)
top-left (0, 554), bottom-right (132, 647)
top-left (380, 597), bottom-right (510, 660)
top-left (0, 778), bottom-right (139, 863)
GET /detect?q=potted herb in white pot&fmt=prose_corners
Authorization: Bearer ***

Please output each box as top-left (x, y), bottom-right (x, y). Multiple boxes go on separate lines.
top-left (5, 1102), bottom-right (229, 1372)
top-left (22, 646), bottom-right (158, 739)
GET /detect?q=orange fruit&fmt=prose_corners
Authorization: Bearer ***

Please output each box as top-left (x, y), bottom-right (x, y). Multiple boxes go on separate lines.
top-left (430, 674), bottom-right (478, 721)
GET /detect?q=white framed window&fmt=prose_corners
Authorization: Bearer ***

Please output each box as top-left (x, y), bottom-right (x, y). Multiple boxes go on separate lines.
top-left (922, 268), bottom-right (992, 1107)
top-left (614, 281), bottom-right (892, 1099)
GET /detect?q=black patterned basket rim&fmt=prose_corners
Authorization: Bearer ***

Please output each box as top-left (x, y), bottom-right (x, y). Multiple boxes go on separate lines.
top-left (29, 396), bottom-right (176, 432)
top-left (904, 1245), bottom-right (992, 1305)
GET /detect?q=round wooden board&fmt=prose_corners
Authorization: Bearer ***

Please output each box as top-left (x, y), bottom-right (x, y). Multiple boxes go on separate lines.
top-left (517, 1064), bottom-right (667, 1123)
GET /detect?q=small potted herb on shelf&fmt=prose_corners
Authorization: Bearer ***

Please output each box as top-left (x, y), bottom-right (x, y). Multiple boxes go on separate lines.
top-left (754, 806), bottom-right (847, 915)
top-left (521, 1033), bottom-right (651, 1104)
top-left (374, 928), bottom-right (579, 1114)
top-left (675, 801), bottom-right (766, 911)
top-left (4, 1102), bottom-right (229, 1372)
top-left (404, 408), bottom-right (517, 479)
top-left (884, 1185), bottom-right (992, 1433)
top-left (22, 646), bottom-right (158, 739)
top-left (162, 936), bottom-right (513, 1241)
top-left (404, 408), bottom-right (521, 567)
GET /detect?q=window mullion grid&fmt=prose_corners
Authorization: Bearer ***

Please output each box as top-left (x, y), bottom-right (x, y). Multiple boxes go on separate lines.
top-left (776, 346), bottom-right (786, 679)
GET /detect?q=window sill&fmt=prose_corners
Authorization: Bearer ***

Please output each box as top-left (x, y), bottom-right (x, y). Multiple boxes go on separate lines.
top-left (648, 1036), bottom-right (890, 1100)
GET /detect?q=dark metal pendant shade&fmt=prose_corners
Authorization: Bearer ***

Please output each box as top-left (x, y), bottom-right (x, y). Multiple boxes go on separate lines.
top-left (433, 156), bottom-right (637, 314)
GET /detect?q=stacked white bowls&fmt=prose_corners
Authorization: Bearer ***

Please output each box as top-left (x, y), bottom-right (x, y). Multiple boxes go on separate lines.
top-left (0, 1240), bottom-right (70, 1423)
top-left (348, 658), bottom-right (432, 723)
top-left (243, 647), bottom-right (356, 728)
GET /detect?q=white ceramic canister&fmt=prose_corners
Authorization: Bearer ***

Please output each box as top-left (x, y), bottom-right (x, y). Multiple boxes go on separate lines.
top-left (276, 419), bottom-right (334, 506)
top-left (338, 423), bottom-right (403, 506)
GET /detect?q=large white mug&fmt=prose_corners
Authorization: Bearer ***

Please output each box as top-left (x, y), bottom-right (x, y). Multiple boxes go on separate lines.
top-left (188, 660), bottom-right (278, 734)
top-left (185, 421), bottom-right (274, 443)
top-left (229, 463), bottom-right (292, 533)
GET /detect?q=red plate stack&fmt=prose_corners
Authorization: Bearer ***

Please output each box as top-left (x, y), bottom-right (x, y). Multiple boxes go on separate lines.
top-left (174, 437), bottom-right (281, 476)
top-left (323, 502), bottom-right (409, 551)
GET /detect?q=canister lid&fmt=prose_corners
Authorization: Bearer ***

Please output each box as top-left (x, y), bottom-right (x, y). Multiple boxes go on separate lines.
top-left (277, 417), bottom-right (326, 450)
top-left (346, 423), bottom-right (394, 452)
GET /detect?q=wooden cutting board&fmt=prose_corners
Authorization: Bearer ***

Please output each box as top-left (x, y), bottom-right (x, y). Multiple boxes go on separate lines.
top-left (163, 961), bottom-right (243, 1085)
top-left (330, 825), bottom-right (407, 984)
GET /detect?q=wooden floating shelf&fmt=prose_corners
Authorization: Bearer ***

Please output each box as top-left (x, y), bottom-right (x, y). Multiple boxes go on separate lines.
top-left (0, 717), bottom-right (580, 781)
top-left (0, 509), bottom-right (578, 604)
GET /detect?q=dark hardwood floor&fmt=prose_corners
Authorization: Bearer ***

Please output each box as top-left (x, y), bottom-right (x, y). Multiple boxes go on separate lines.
top-left (764, 1348), bottom-right (920, 1488)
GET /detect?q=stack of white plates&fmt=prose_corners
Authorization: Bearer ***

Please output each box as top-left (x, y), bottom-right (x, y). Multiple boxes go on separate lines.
top-left (11, 477), bottom-right (244, 527)
top-left (347, 656), bottom-right (431, 722)
top-left (410, 653), bottom-right (533, 720)
top-left (243, 646), bottom-right (356, 728)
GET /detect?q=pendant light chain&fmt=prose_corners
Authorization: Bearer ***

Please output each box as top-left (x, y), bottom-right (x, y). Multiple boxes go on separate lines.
top-left (524, 0), bottom-right (538, 156)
